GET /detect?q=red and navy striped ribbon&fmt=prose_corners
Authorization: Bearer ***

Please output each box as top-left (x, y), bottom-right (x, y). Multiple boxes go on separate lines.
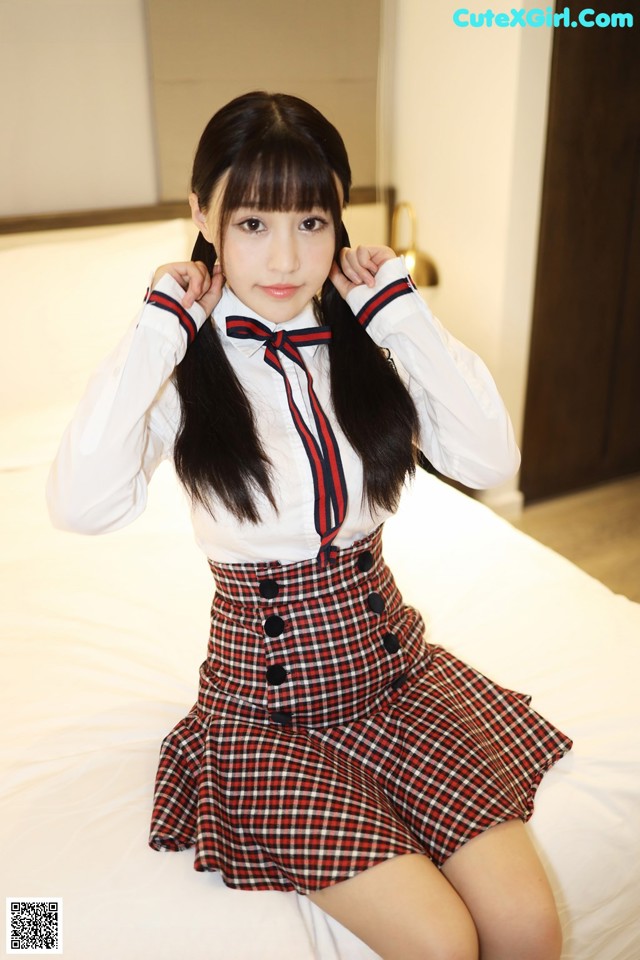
top-left (355, 277), bottom-right (414, 330)
top-left (226, 316), bottom-right (348, 566)
top-left (147, 289), bottom-right (199, 345)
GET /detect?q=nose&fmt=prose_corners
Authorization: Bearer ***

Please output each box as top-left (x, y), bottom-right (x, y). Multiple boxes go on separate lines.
top-left (267, 227), bottom-right (299, 274)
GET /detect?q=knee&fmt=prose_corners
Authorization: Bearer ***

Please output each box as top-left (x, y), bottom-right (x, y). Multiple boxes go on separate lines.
top-left (488, 902), bottom-right (563, 960)
top-left (406, 917), bottom-right (479, 960)
top-left (429, 939), bottom-right (479, 960)
top-left (523, 909), bottom-right (563, 960)
top-left (426, 934), bottom-right (479, 960)
top-left (378, 906), bottom-right (478, 960)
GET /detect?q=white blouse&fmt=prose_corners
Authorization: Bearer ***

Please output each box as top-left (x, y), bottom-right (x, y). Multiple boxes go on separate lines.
top-left (46, 257), bottom-right (520, 564)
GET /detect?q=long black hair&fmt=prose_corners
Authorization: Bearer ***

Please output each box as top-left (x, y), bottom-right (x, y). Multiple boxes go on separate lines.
top-left (174, 91), bottom-right (420, 523)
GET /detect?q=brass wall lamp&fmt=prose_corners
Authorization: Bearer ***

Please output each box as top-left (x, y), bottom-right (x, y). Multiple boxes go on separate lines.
top-left (391, 202), bottom-right (439, 286)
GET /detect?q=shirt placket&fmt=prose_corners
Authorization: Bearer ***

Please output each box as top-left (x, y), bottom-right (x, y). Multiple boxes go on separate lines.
top-left (276, 348), bottom-right (323, 550)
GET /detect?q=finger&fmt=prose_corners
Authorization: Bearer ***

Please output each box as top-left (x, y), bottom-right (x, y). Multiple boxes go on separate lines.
top-left (339, 249), bottom-right (369, 287)
top-left (368, 245), bottom-right (397, 268)
top-left (200, 264), bottom-right (225, 317)
top-left (356, 246), bottom-right (377, 269)
top-left (151, 264), bottom-right (184, 289)
top-left (329, 260), bottom-right (353, 299)
top-left (342, 246), bottom-right (377, 286)
top-left (354, 247), bottom-right (378, 285)
top-left (152, 261), bottom-right (204, 299)
top-left (182, 262), bottom-right (210, 308)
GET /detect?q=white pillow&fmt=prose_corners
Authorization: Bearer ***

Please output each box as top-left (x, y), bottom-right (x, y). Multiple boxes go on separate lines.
top-left (0, 219), bottom-right (194, 421)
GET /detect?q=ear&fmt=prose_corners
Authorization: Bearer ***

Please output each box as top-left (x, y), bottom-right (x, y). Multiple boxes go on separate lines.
top-left (189, 192), bottom-right (213, 243)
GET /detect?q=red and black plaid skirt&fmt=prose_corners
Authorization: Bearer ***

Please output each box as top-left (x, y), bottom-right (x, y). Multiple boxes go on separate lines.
top-left (149, 526), bottom-right (572, 893)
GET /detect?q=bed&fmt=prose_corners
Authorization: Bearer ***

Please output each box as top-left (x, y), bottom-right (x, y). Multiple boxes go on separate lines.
top-left (1, 218), bottom-right (639, 959)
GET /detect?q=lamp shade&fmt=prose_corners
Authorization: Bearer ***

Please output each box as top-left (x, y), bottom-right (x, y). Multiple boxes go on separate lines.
top-left (391, 202), bottom-right (439, 286)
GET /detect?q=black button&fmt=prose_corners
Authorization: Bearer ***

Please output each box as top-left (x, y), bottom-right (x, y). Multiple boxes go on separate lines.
top-left (357, 550), bottom-right (374, 572)
top-left (259, 578), bottom-right (279, 599)
top-left (383, 632), bottom-right (400, 654)
top-left (390, 673), bottom-right (407, 691)
top-left (270, 710), bottom-right (293, 726)
top-left (264, 614), bottom-right (285, 637)
top-left (266, 664), bottom-right (288, 686)
top-left (367, 592), bottom-right (385, 614)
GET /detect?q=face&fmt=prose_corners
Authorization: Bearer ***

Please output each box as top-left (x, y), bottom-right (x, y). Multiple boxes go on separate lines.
top-left (190, 174), bottom-right (338, 324)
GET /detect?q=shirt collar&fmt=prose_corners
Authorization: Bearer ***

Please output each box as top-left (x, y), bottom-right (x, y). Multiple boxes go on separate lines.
top-left (212, 285), bottom-right (322, 359)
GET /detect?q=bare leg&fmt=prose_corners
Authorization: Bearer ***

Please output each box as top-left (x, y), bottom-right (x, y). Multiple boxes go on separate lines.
top-left (308, 853), bottom-right (479, 960)
top-left (442, 820), bottom-right (563, 960)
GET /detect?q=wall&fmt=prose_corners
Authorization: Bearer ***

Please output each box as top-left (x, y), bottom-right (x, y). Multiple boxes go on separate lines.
top-left (0, 0), bottom-right (380, 218)
top-left (388, 1), bottom-right (554, 512)
top-left (0, 0), bottom-right (157, 216)
top-left (146, 0), bottom-right (381, 200)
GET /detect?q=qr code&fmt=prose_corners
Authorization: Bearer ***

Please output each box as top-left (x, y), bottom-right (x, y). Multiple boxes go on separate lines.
top-left (6, 899), bottom-right (63, 954)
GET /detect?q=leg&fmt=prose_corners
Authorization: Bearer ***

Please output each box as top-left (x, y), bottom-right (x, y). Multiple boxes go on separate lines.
top-left (308, 853), bottom-right (479, 960)
top-left (442, 820), bottom-right (563, 960)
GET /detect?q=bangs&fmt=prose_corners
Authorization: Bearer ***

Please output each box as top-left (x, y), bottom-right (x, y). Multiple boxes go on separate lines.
top-left (221, 137), bottom-right (343, 226)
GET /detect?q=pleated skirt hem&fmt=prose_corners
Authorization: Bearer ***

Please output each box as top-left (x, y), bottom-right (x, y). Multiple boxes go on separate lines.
top-left (149, 643), bottom-right (572, 894)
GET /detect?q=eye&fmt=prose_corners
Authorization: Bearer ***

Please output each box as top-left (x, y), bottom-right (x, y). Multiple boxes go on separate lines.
top-left (238, 217), bottom-right (265, 233)
top-left (300, 216), bottom-right (328, 232)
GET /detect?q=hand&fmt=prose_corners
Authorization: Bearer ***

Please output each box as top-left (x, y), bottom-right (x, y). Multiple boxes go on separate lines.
top-left (329, 245), bottom-right (397, 299)
top-left (151, 261), bottom-right (224, 315)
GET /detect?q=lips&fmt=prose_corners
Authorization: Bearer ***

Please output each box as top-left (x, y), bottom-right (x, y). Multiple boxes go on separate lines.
top-left (259, 285), bottom-right (300, 299)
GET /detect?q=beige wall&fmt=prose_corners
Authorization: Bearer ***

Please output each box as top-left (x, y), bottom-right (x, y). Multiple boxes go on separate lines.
top-left (0, 0), bottom-right (157, 216)
top-left (0, 0), bottom-right (380, 216)
top-left (146, 0), bottom-right (381, 200)
top-left (389, 0), bottom-right (553, 512)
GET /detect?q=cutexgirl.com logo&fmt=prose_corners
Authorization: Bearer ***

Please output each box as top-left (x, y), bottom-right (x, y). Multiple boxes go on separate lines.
top-left (452, 7), bottom-right (634, 27)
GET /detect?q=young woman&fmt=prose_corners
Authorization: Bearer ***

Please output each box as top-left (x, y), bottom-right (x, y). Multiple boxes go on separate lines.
top-left (47, 91), bottom-right (572, 960)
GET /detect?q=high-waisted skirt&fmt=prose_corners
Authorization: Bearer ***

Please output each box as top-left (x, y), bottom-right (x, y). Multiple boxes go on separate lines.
top-left (148, 526), bottom-right (572, 893)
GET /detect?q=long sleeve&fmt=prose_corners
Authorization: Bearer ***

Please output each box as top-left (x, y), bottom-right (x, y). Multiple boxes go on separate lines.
top-left (346, 257), bottom-right (520, 489)
top-left (46, 275), bottom-right (207, 534)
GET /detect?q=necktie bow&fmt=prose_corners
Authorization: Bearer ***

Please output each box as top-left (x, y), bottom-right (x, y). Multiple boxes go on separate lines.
top-left (226, 315), bottom-right (348, 565)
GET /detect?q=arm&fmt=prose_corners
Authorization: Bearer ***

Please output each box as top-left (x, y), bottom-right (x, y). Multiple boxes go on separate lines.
top-left (333, 249), bottom-right (520, 489)
top-left (46, 265), bottom-right (220, 533)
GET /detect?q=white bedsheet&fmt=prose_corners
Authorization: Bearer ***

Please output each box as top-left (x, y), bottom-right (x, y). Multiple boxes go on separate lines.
top-left (1, 221), bottom-right (639, 959)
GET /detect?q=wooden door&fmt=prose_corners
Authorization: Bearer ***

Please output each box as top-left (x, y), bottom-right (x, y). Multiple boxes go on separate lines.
top-left (520, 13), bottom-right (640, 502)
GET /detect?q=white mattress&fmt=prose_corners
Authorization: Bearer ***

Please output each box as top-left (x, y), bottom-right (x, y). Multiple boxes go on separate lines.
top-left (1, 220), bottom-right (639, 959)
